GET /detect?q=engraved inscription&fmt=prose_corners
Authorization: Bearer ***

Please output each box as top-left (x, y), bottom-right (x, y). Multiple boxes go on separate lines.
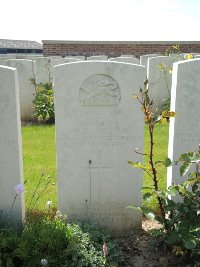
top-left (80, 74), bottom-right (121, 106)
top-left (67, 202), bottom-right (134, 223)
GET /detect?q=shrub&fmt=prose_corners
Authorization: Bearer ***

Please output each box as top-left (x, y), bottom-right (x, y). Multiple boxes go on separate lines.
top-left (33, 82), bottom-right (55, 124)
top-left (0, 210), bottom-right (123, 266)
top-left (130, 81), bottom-right (200, 266)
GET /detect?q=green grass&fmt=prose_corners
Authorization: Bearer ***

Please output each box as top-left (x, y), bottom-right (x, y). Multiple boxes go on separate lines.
top-left (22, 125), bottom-right (57, 210)
top-left (22, 123), bottom-right (169, 211)
top-left (143, 123), bottom-right (169, 210)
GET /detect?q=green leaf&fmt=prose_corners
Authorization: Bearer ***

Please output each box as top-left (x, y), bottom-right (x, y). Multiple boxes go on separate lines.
top-left (183, 238), bottom-right (197, 249)
top-left (180, 161), bottom-right (192, 176)
top-left (141, 207), bottom-right (155, 220)
top-left (141, 186), bottom-right (154, 191)
top-left (179, 152), bottom-right (194, 162)
top-left (128, 161), bottom-right (149, 170)
top-left (126, 206), bottom-right (141, 212)
top-left (164, 158), bottom-right (172, 167)
top-left (143, 192), bottom-right (153, 202)
top-left (166, 231), bottom-right (180, 244)
top-left (154, 215), bottom-right (164, 224)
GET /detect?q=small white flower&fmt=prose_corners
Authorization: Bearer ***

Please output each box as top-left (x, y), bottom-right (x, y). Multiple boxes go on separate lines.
top-left (14, 184), bottom-right (24, 194)
top-left (41, 258), bottom-right (48, 265)
top-left (55, 210), bottom-right (62, 218)
top-left (46, 200), bottom-right (52, 206)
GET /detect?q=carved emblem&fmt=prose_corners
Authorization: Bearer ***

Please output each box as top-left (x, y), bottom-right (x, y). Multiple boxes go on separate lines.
top-left (80, 74), bottom-right (121, 106)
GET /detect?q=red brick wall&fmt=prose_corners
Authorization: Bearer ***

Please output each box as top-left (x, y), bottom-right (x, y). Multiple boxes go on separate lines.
top-left (42, 41), bottom-right (200, 58)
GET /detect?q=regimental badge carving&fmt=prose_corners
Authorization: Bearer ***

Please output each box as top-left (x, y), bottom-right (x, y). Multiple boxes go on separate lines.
top-left (80, 74), bottom-right (121, 106)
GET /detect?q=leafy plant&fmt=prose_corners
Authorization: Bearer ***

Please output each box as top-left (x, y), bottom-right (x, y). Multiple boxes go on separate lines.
top-left (130, 80), bottom-right (200, 266)
top-left (0, 206), bottom-right (123, 267)
top-left (33, 82), bottom-right (54, 124)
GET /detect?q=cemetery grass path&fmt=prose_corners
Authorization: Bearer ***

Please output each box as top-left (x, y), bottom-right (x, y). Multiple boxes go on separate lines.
top-left (22, 125), bottom-right (57, 210)
top-left (22, 123), bottom-right (169, 211)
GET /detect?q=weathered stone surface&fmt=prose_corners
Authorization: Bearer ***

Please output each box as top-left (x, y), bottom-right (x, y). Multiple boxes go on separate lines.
top-left (167, 59), bottom-right (200, 187)
top-left (35, 57), bottom-right (52, 84)
top-left (87, 55), bottom-right (108, 60)
top-left (54, 61), bottom-right (146, 236)
top-left (0, 66), bottom-right (24, 222)
top-left (109, 57), bottom-right (139, 64)
top-left (147, 56), bottom-right (175, 107)
top-left (7, 59), bottom-right (36, 121)
top-left (140, 54), bottom-right (159, 66)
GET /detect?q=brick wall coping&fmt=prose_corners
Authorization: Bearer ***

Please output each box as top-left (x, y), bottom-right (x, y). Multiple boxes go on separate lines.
top-left (42, 40), bottom-right (200, 45)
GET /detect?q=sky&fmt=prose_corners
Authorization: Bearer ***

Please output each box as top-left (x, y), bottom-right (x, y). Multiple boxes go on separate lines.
top-left (1, 0), bottom-right (199, 43)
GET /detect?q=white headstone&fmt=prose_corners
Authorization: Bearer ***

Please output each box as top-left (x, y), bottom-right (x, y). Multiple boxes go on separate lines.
top-left (87, 55), bottom-right (108, 61)
top-left (0, 66), bottom-right (24, 222)
top-left (121, 54), bottom-right (136, 58)
top-left (65, 56), bottom-right (85, 60)
top-left (54, 61), bottom-right (146, 236)
top-left (167, 59), bottom-right (200, 187)
top-left (51, 58), bottom-right (80, 67)
top-left (7, 59), bottom-right (36, 121)
top-left (147, 56), bottom-right (174, 107)
top-left (109, 57), bottom-right (139, 64)
top-left (140, 54), bottom-right (159, 66)
top-left (35, 57), bottom-right (52, 84)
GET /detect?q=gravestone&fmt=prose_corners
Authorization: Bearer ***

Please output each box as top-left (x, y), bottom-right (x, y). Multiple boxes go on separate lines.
top-left (0, 66), bottom-right (25, 222)
top-left (54, 61), bottom-right (146, 236)
top-left (51, 58), bottom-right (80, 67)
top-left (65, 56), bottom-right (85, 60)
top-left (87, 55), bottom-right (108, 60)
top-left (147, 56), bottom-right (175, 107)
top-left (167, 59), bottom-right (200, 187)
top-left (109, 57), bottom-right (139, 64)
top-left (35, 57), bottom-right (52, 84)
top-left (140, 54), bottom-right (159, 66)
top-left (121, 54), bottom-right (136, 58)
top-left (7, 59), bottom-right (36, 121)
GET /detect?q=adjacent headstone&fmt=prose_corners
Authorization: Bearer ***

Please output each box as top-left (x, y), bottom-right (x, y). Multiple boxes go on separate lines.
top-left (87, 55), bottom-right (108, 60)
top-left (109, 57), bottom-right (139, 64)
top-left (147, 56), bottom-right (174, 107)
top-left (35, 57), bottom-right (51, 84)
top-left (65, 56), bottom-right (85, 60)
top-left (7, 59), bottom-right (36, 121)
top-left (0, 60), bottom-right (9, 66)
top-left (54, 61), bottom-right (146, 236)
top-left (167, 59), bottom-right (200, 187)
top-left (121, 54), bottom-right (136, 58)
top-left (140, 54), bottom-right (159, 66)
top-left (51, 58), bottom-right (80, 67)
top-left (0, 66), bottom-right (25, 222)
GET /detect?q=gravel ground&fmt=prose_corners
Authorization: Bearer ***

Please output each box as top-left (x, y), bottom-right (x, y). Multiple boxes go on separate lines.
top-left (116, 218), bottom-right (188, 267)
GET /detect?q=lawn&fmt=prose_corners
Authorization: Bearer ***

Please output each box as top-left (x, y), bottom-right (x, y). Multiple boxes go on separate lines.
top-left (22, 125), bottom-right (57, 210)
top-left (22, 123), bottom-right (169, 211)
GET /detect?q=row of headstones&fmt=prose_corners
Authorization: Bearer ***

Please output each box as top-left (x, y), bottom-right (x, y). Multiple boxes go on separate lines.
top-left (1, 59), bottom-right (200, 236)
top-left (0, 52), bottom-right (199, 120)
top-left (1, 52), bottom-right (200, 121)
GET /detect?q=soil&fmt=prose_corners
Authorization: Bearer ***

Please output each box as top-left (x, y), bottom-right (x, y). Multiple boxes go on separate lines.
top-left (116, 218), bottom-right (188, 267)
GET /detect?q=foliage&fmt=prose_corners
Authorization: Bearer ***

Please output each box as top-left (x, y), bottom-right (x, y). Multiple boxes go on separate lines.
top-left (153, 98), bottom-right (170, 121)
top-left (130, 81), bottom-right (200, 266)
top-left (33, 82), bottom-right (55, 124)
top-left (22, 125), bottom-right (57, 210)
top-left (0, 209), bottom-right (122, 267)
top-left (163, 44), bottom-right (182, 56)
top-left (79, 221), bottom-right (124, 265)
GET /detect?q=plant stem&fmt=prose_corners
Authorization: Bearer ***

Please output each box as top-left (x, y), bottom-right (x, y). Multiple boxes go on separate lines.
top-left (148, 122), bottom-right (168, 231)
top-left (142, 90), bottom-right (168, 231)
